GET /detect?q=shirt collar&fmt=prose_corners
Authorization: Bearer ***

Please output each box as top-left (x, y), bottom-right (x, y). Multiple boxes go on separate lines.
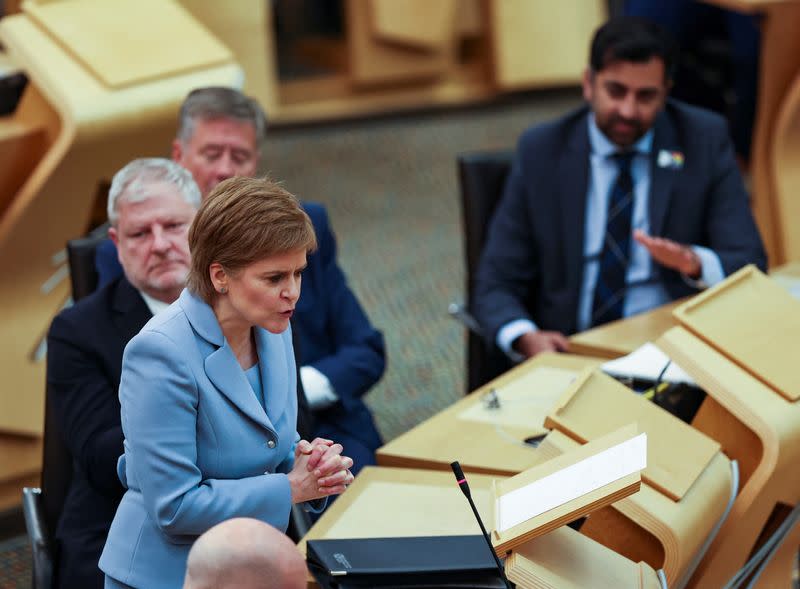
top-left (139, 290), bottom-right (172, 317)
top-left (588, 113), bottom-right (654, 158)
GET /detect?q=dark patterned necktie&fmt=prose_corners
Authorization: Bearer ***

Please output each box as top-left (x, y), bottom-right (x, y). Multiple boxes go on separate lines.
top-left (591, 152), bottom-right (635, 326)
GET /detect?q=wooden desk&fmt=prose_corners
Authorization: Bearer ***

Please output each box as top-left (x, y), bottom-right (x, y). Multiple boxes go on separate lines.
top-left (0, 1), bottom-right (240, 435)
top-left (377, 353), bottom-right (602, 476)
top-left (377, 351), bottom-right (733, 585)
top-left (0, 434), bottom-right (40, 512)
top-left (568, 263), bottom-right (800, 359)
top-left (298, 466), bottom-right (501, 589)
top-left (657, 267), bottom-right (800, 589)
top-left (568, 300), bottom-right (682, 359)
top-left (299, 466), bottom-right (662, 589)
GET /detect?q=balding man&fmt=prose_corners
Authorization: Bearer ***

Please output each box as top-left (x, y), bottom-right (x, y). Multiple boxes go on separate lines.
top-left (183, 518), bottom-right (306, 589)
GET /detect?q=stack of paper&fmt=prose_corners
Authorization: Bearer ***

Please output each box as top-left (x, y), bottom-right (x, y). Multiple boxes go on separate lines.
top-left (602, 342), bottom-right (696, 385)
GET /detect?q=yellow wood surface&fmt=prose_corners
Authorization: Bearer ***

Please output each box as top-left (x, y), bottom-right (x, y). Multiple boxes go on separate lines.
top-left (0, 7), bottom-right (241, 435)
top-left (177, 0), bottom-right (279, 116)
top-left (569, 299), bottom-right (683, 359)
top-left (568, 263), bottom-right (800, 360)
top-left (485, 0), bottom-right (606, 90)
top-left (673, 266), bottom-right (800, 401)
top-left (24, 0), bottom-right (232, 89)
top-left (370, 0), bottom-right (457, 51)
top-left (492, 425), bottom-right (642, 556)
top-left (657, 326), bottom-right (800, 589)
top-left (545, 370), bottom-right (720, 502)
top-left (0, 119), bottom-right (47, 217)
top-left (701, 0), bottom-right (800, 264)
top-left (771, 60), bottom-right (800, 262)
top-left (0, 433), bottom-right (41, 511)
top-left (531, 429), bottom-right (732, 586)
top-left (299, 466), bottom-right (657, 589)
top-left (298, 466), bottom-right (501, 556)
top-left (346, 0), bottom-right (454, 87)
top-left (376, 353), bottom-right (602, 476)
top-left (507, 526), bottom-right (661, 589)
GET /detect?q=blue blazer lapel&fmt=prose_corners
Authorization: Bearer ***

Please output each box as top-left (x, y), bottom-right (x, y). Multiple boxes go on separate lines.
top-left (178, 290), bottom-right (272, 430)
top-left (254, 327), bottom-right (290, 427)
top-left (649, 110), bottom-right (679, 237)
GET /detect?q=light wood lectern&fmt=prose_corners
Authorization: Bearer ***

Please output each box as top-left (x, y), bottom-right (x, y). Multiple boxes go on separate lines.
top-left (302, 426), bottom-right (663, 589)
top-left (657, 265), bottom-right (800, 589)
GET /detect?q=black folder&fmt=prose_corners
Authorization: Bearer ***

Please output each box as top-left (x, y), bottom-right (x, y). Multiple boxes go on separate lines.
top-left (306, 535), bottom-right (506, 588)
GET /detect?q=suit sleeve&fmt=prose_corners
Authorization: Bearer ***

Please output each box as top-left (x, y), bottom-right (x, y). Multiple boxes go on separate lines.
top-left (472, 141), bottom-right (542, 346)
top-left (306, 208), bottom-right (385, 406)
top-left (120, 331), bottom-right (293, 536)
top-left (46, 313), bottom-right (124, 499)
top-left (701, 119), bottom-right (767, 274)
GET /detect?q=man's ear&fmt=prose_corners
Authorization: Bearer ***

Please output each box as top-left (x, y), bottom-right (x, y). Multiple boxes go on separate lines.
top-left (171, 138), bottom-right (183, 163)
top-left (581, 68), bottom-right (594, 102)
top-left (108, 226), bottom-right (119, 247)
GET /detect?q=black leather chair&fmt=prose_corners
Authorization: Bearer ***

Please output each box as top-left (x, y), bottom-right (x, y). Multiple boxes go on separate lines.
top-left (23, 227), bottom-right (110, 588)
top-left (455, 150), bottom-right (516, 394)
top-left (65, 223), bottom-right (109, 300)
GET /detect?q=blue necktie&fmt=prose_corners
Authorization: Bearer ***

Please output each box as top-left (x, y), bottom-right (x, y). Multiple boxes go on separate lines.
top-left (591, 152), bottom-right (635, 326)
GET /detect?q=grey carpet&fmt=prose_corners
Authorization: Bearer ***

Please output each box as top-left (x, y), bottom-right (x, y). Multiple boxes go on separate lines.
top-left (261, 89), bottom-right (583, 441)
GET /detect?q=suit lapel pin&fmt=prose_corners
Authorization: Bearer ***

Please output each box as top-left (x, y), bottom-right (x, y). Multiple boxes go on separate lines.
top-left (657, 149), bottom-right (684, 170)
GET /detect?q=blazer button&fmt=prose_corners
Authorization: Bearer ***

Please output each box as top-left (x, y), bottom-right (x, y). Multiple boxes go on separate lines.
top-left (267, 440), bottom-right (276, 449)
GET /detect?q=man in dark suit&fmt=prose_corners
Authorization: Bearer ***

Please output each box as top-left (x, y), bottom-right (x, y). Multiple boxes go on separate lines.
top-left (473, 17), bottom-right (766, 360)
top-left (95, 88), bottom-right (385, 470)
top-left (47, 159), bottom-right (201, 588)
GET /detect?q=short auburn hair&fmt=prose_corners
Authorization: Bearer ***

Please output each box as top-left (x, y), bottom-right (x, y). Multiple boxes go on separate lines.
top-left (187, 176), bottom-right (316, 303)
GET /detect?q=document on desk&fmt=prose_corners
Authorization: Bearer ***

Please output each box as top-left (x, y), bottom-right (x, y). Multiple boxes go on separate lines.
top-left (458, 366), bottom-right (577, 431)
top-left (602, 342), bottom-right (695, 385)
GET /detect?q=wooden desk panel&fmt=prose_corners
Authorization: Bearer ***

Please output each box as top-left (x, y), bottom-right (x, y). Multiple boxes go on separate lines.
top-left (568, 263), bottom-right (800, 360)
top-left (674, 266), bottom-right (800, 402)
top-left (0, 433), bottom-right (41, 511)
top-left (568, 300), bottom-right (682, 359)
top-left (545, 371), bottom-right (720, 502)
top-left (377, 353), bottom-right (602, 476)
top-left (299, 466), bottom-right (661, 589)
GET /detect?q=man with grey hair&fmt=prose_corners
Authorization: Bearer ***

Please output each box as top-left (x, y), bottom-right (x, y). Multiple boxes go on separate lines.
top-left (171, 86), bottom-right (265, 196)
top-left (97, 86), bottom-right (386, 477)
top-left (46, 158), bottom-right (200, 589)
top-left (183, 518), bottom-right (307, 589)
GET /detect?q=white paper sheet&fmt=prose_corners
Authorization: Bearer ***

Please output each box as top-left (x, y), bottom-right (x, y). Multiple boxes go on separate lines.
top-left (496, 433), bottom-right (647, 532)
top-left (602, 342), bottom-right (695, 385)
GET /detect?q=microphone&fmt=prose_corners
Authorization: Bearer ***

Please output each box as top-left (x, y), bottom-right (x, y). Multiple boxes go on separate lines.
top-left (450, 461), bottom-right (514, 589)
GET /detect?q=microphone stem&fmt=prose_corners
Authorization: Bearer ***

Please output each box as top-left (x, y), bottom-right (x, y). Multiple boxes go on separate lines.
top-left (465, 492), bottom-right (513, 589)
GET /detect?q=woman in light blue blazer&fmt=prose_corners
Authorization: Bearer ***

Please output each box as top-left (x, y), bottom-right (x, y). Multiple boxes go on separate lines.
top-left (100, 177), bottom-right (354, 589)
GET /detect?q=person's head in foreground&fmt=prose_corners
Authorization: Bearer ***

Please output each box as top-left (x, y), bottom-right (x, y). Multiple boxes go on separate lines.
top-left (108, 157), bottom-right (201, 303)
top-left (183, 518), bottom-right (306, 589)
top-left (172, 86), bottom-right (266, 198)
top-left (583, 16), bottom-right (677, 148)
top-left (187, 175), bottom-right (317, 334)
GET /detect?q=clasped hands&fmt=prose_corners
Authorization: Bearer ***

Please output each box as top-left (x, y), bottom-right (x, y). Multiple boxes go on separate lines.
top-left (288, 437), bottom-right (354, 504)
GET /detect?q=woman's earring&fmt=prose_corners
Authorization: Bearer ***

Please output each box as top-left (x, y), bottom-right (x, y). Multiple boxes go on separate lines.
top-left (220, 287), bottom-right (228, 294)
